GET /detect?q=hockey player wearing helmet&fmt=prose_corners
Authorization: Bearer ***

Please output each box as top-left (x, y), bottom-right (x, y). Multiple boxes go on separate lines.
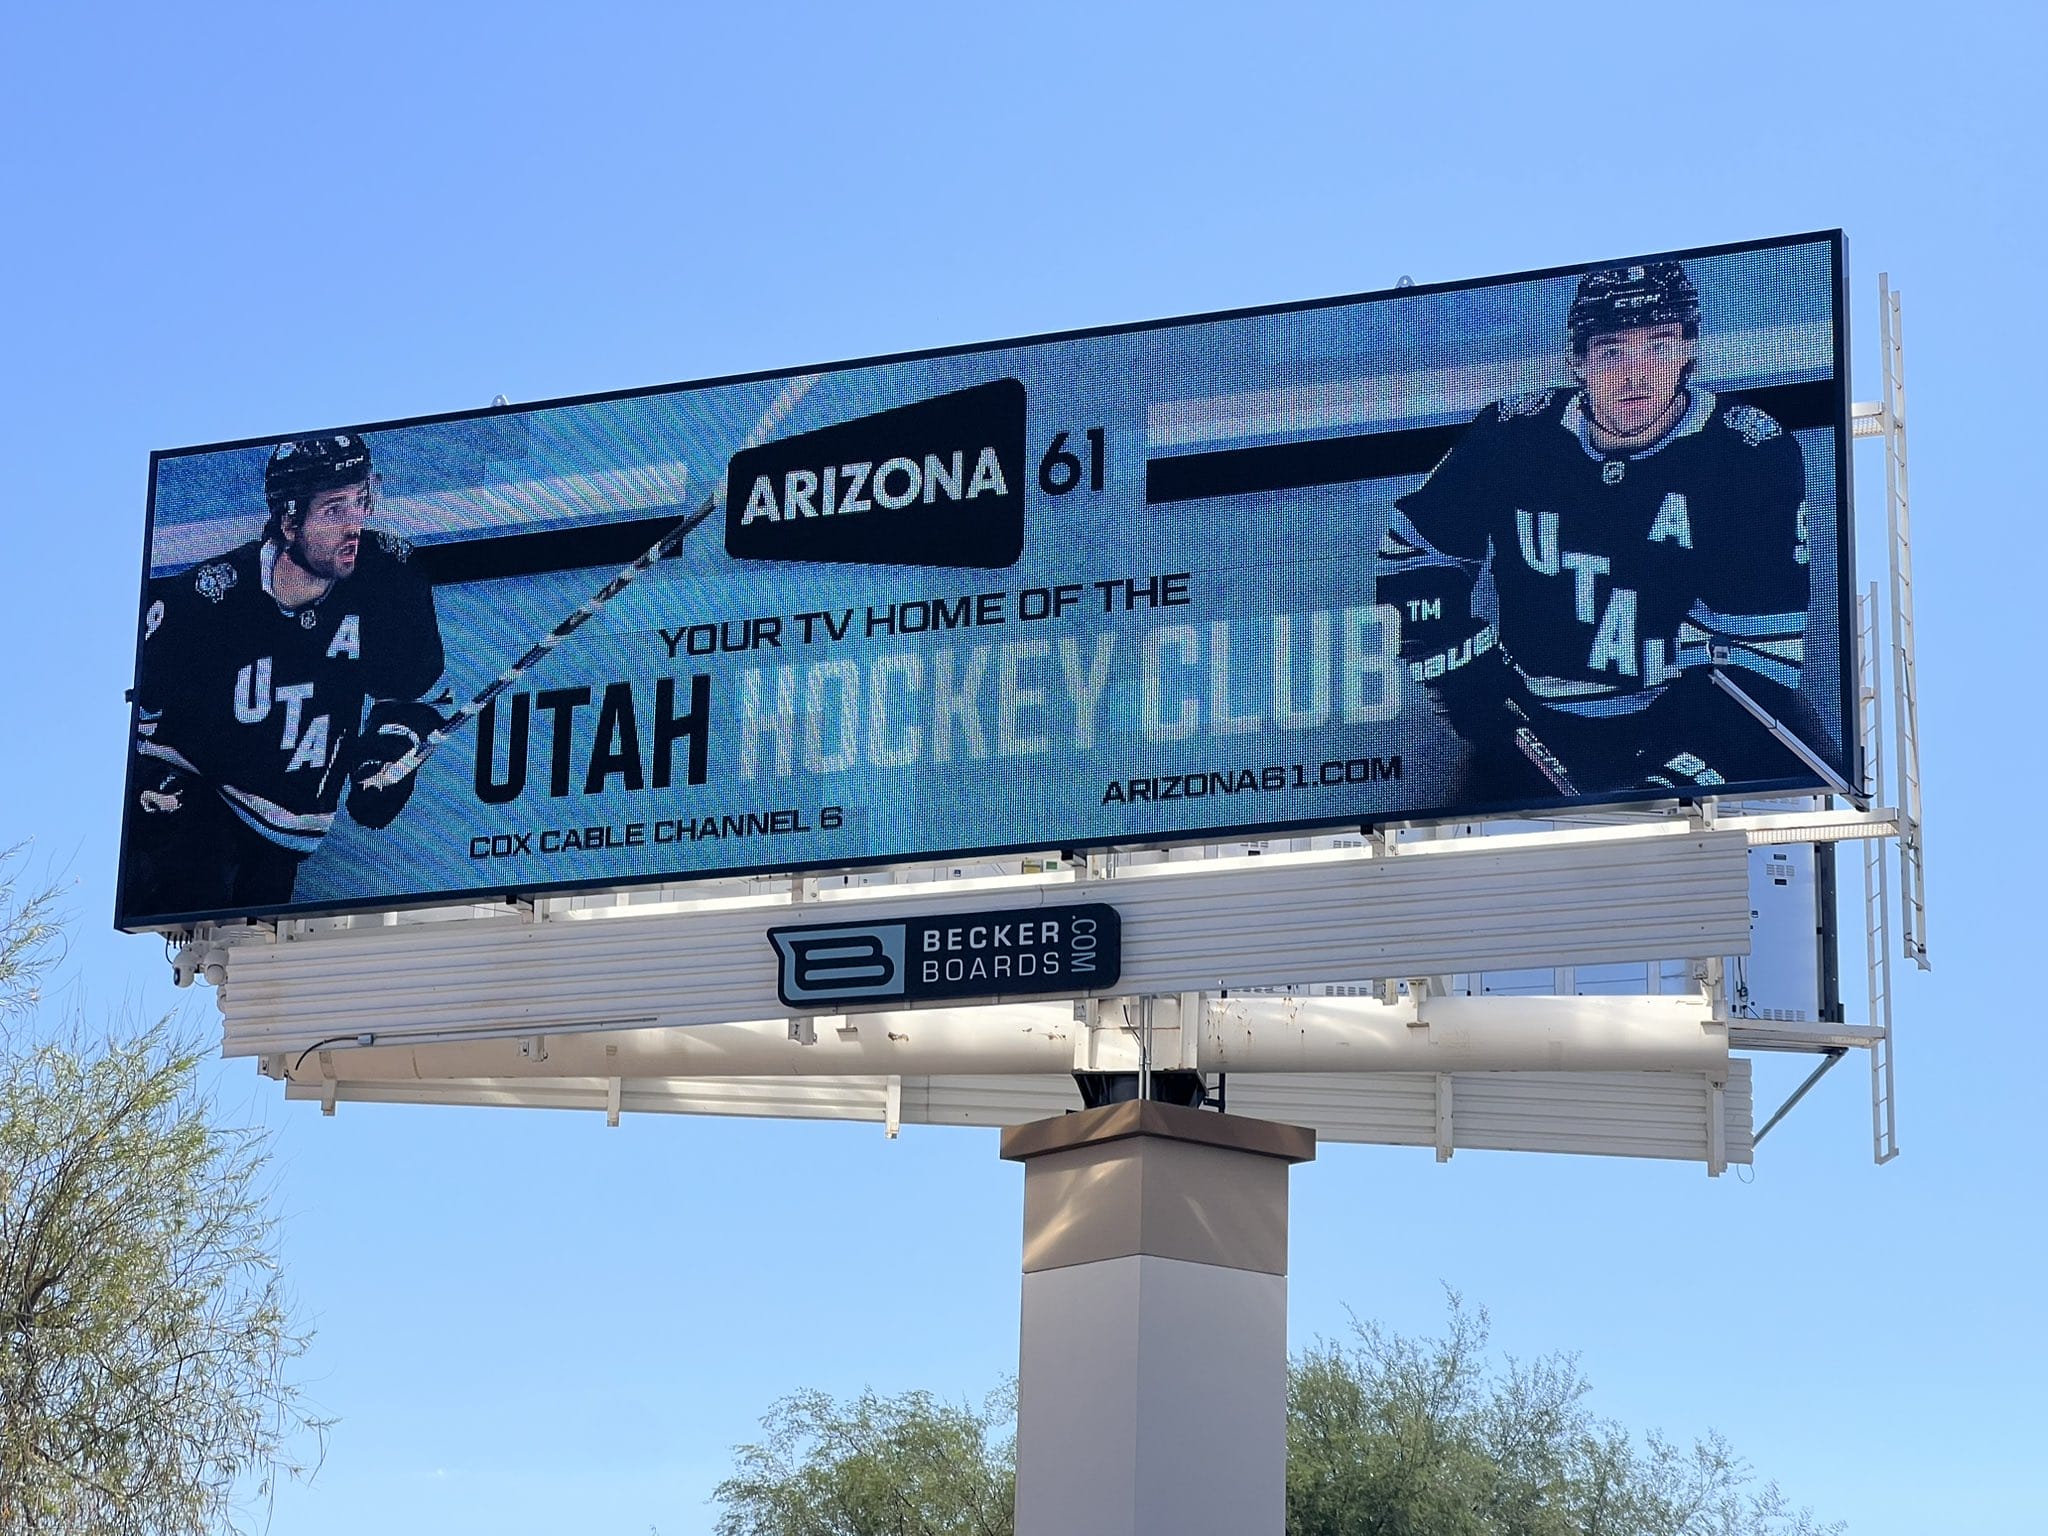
top-left (1374, 259), bottom-right (1827, 806)
top-left (269, 439), bottom-right (371, 594)
top-left (1569, 265), bottom-right (1701, 449)
top-left (122, 433), bottom-right (448, 921)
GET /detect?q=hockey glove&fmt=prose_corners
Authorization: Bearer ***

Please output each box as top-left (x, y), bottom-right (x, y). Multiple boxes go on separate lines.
top-left (1422, 642), bottom-right (1523, 748)
top-left (1420, 645), bottom-right (1590, 800)
top-left (137, 767), bottom-right (190, 816)
top-left (1628, 670), bottom-right (1815, 793)
top-left (346, 699), bottom-right (444, 830)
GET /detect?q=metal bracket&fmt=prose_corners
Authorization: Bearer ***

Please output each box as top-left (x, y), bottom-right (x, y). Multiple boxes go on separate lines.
top-left (1708, 668), bottom-right (1858, 800)
top-left (1753, 1049), bottom-right (1846, 1148)
top-left (1693, 955), bottom-right (1725, 1016)
top-left (1706, 1079), bottom-right (1727, 1177)
top-left (786, 874), bottom-right (817, 1043)
top-left (1136, 997), bottom-right (1155, 1102)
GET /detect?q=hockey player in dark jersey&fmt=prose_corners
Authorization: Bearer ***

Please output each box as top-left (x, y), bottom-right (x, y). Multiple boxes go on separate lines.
top-left (1375, 259), bottom-right (1825, 806)
top-left (123, 434), bottom-right (447, 920)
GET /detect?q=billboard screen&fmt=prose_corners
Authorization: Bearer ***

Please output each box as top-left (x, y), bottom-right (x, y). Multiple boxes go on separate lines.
top-left (119, 231), bottom-right (1852, 929)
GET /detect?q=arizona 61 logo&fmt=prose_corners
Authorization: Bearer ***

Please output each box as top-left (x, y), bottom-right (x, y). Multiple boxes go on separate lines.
top-left (725, 380), bottom-right (1027, 570)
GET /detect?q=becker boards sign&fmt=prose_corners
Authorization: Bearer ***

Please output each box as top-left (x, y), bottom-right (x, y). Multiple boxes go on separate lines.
top-left (118, 231), bottom-right (1854, 929)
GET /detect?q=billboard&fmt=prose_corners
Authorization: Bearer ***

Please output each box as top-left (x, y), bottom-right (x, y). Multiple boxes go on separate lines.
top-left (119, 231), bottom-right (1853, 929)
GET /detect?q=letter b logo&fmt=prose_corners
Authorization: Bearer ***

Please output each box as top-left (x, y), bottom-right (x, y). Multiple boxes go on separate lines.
top-left (770, 924), bottom-right (908, 1006)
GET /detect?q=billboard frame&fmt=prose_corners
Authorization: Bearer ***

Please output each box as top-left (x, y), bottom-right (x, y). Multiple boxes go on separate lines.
top-left (119, 229), bottom-right (1856, 931)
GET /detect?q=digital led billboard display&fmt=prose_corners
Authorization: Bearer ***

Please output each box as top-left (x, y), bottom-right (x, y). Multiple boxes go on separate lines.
top-left (119, 231), bottom-right (1852, 929)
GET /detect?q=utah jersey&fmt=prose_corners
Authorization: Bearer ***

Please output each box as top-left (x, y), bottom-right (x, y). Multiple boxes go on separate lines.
top-left (135, 531), bottom-right (444, 856)
top-left (1377, 386), bottom-right (1810, 723)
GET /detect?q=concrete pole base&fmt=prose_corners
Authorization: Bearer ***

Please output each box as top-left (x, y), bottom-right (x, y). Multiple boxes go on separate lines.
top-left (1002, 1100), bottom-right (1315, 1536)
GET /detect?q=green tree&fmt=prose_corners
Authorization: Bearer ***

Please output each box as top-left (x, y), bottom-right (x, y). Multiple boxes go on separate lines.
top-left (711, 1296), bottom-right (1839, 1536)
top-left (1287, 1293), bottom-right (1837, 1536)
top-left (713, 1384), bottom-right (1015, 1536)
top-left (0, 858), bottom-right (323, 1533)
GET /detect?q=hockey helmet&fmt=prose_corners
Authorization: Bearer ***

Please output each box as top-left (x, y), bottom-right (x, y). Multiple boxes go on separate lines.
top-left (264, 433), bottom-right (372, 531)
top-left (1567, 261), bottom-right (1700, 354)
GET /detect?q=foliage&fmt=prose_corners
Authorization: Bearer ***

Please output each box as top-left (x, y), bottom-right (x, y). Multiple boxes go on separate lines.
top-left (0, 847), bottom-right (63, 1025)
top-left (713, 1384), bottom-right (1015, 1536)
top-left (711, 1295), bottom-right (1839, 1536)
top-left (0, 860), bottom-right (322, 1533)
top-left (1287, 1292), bottom-right (1841, 1536)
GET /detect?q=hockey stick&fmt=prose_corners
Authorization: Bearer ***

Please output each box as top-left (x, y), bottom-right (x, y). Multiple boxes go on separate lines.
top-left (1511, 722), bottom-right (1580, 798)
top-left (1502, 700), bottom-right (1580, 797)
top-left (360, 372), bottom-right (820, 792)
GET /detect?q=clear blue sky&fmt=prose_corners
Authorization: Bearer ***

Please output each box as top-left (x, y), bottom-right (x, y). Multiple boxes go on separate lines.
top-left (3, 3), bottom-right (2040, 1531)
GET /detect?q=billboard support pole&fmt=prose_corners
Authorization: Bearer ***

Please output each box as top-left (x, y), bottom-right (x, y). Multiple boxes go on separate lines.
top-left (1003, 1102), bottom-right (1314, 1536)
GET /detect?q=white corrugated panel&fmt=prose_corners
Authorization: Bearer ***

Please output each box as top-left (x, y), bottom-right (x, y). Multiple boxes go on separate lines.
top-left (1446, 1068), bottom-right (1752, 1162)
top-left (222, 827), bottom-right (1751, 1056)
top-left (277, 1062), bottom-right (1751, 1166)
top-left (905, 1076), bottom-right (1083, 1126)
top-left (1221, 1074), bottom-right (1440, 1143)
